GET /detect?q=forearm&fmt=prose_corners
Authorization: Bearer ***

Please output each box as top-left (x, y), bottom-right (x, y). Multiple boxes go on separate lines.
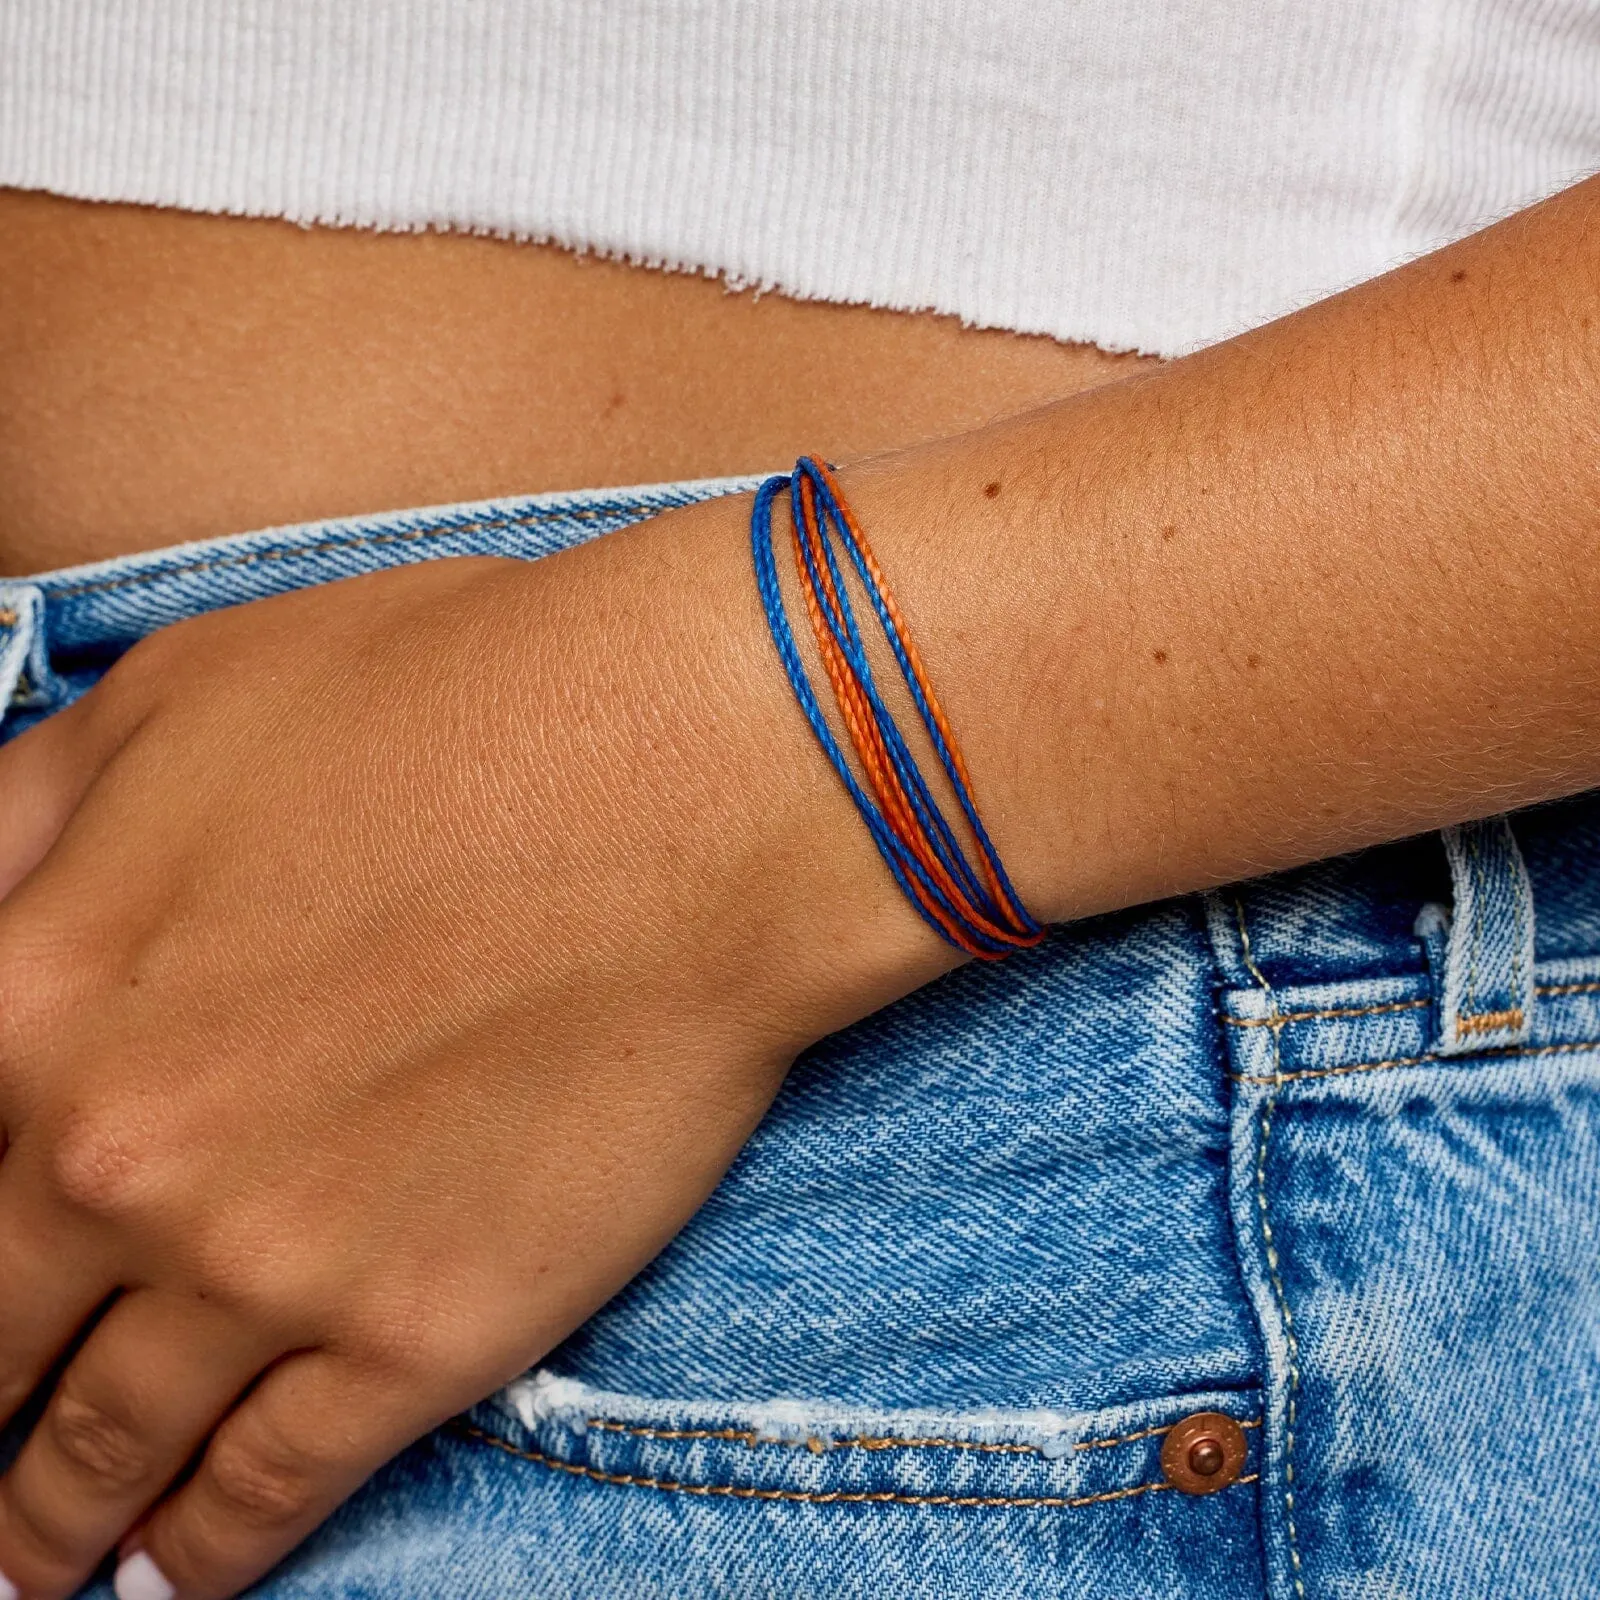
top-left (825, 171), bottom-right (1600, 928)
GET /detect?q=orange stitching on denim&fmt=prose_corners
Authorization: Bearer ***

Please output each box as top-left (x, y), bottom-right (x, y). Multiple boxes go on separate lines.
top-left (1233, 1037), bottom-right (1600, 1087)
top-left (1002, 1416), bottom-right (1257, 1456)
top-left (587, 1420), bottom-right (1035, 1455)
top-left (454, 1424), bottom-right (1259, 1509)
top-left (1222, 998), bottom-right (1429, 1030)
top-left (584, 1416), bottom-right (1260, 1457)
top-left (49, 506), bottom-right (622, 600)
top-left (856, 1434), bottom-right (1034, 1456)
top-left (1223, 984), bottom-right (1598, 1036)
top-left (1454, 822), bottom-right (1530, 1037)
top-left (1072, 1418), bottom-right (1260, 1453)
top-left (1456, 1007), bottom-right (1524, 1035)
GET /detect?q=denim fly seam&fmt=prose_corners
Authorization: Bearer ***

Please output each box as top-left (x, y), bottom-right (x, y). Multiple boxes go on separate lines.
top-left (1214, 822), bottom-right (1600, 1598)
top-left (1214, 831), bottom-right (1543, 1599)
top-left (1226, 898), bottom-right (1306, 1600)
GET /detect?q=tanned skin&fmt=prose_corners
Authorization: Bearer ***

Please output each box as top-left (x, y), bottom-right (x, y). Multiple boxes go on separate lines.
top-left (0, 176), bottom-right (1594, 1599)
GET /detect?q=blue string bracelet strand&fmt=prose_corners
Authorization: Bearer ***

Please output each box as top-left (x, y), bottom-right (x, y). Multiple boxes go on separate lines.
top-left (750, 457), bottom-right (1045, 959)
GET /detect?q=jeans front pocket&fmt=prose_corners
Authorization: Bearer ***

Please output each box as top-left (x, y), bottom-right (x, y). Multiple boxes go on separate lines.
top-left (243, 1375), bottom-right (1267, 1599)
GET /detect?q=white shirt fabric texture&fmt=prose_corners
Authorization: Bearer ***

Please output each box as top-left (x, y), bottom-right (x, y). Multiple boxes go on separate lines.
top-left (3, 0), bottom-right (1599, 356)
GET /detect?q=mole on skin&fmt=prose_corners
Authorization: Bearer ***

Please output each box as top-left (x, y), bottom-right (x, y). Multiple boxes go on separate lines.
top-left (984, 481), bottom-right (1002, 499)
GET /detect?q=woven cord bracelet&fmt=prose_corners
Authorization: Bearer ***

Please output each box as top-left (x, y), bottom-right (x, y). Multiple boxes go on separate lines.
top-left (751, 457), bottom-right (1045, 959)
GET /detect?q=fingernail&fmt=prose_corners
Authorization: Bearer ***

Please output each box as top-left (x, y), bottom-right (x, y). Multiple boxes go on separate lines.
top-left (114, 1549), bottom-right (177, 1600)
top-left (0, 1565), bottom-right (18, 1600)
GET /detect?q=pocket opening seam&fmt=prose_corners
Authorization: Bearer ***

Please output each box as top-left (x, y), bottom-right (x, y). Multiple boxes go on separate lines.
top-left (453, 1422), bottom-right (1260, 1510)
top-left (583, 1415), bottom-right (1261, 1457)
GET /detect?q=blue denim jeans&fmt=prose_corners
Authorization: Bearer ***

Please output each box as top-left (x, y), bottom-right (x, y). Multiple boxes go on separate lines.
top-left (2, 479), bottom-right (1596, 1598)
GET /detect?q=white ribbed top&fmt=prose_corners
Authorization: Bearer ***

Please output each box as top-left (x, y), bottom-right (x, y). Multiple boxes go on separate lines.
top-left (3, 1), bottom-right (1599, 354)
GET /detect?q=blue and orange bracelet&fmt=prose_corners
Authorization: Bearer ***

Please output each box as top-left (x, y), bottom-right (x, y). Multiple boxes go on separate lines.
top-left (751, 457), bottom-right (1044, 959)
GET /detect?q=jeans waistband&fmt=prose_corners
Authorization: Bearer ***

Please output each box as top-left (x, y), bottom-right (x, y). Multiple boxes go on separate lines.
top-left (1, 475), bottom-right (763, 661)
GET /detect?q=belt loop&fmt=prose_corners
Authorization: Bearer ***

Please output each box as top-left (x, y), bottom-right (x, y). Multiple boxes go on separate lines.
top-left (0, 584), bottom-right (59, 733)
top-left (1417, 817), bottom-right (1536, 1055)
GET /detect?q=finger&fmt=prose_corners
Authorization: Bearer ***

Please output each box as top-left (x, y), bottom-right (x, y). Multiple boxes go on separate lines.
top-left (0, 1202), bottom-right (114, 1436)
top-left (0, 1292), bottom-right (270, 1600)
top-left (125, 1352), bottom-right (431, 1600)
top-left (0, 651), bottom-right (153, 903)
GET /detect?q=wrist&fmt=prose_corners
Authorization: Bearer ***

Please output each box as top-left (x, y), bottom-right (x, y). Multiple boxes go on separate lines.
top-left (818, 438), bottom-right (1086, 928)
top-left (524, 487), bottom-right (964, 1054)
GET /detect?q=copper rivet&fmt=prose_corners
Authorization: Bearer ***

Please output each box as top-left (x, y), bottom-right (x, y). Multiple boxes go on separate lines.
top-left (1160, 1412), bottom-right (1248, 1496)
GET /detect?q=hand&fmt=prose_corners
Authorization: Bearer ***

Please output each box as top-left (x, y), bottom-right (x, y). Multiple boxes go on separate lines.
top-left (0, 500), bottom-right (941, 1599)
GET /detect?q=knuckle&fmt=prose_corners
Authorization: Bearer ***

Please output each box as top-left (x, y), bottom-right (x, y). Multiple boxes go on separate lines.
top-left (47, 1385), bottom-right (154, 1490)
top-left (44, 1106), bottom-right (165, 1219)
top-left (205, 1432), bottom-right (323, 1530)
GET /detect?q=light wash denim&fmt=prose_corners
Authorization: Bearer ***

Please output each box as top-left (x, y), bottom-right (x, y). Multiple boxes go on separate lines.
top-left (0, 479), bottom-right (1595, 1598)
